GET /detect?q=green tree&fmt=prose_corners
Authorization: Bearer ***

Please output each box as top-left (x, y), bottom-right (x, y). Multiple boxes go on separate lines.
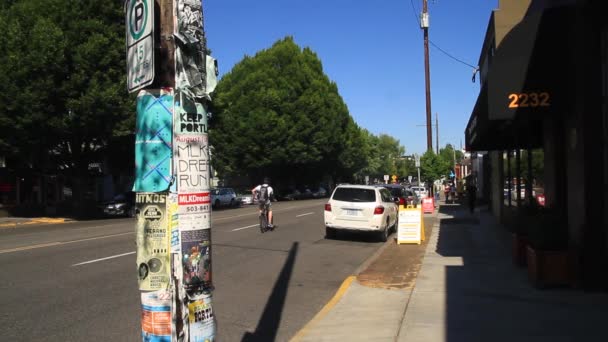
top-left (209, 37), bottom-right (366, 187)
top-left (0, 0), bottom-right (133, 208)
top-left (420, 150), bottom-right (450, 183)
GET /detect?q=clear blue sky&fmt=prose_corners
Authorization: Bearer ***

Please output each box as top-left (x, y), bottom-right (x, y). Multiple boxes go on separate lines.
top-left (204, 0), bottom-right (498, 155)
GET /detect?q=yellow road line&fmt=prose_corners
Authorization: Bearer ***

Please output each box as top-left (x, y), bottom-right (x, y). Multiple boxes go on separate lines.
top-left (289, 275), bottom-right (356, 342)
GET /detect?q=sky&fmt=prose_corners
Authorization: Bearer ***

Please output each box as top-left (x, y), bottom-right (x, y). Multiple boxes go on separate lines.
top-left (204, 0), bottom-right (498, 156)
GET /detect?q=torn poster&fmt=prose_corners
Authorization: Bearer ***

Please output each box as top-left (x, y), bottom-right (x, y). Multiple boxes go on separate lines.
top-left (187, 292), bottom-right (216, 342)
top-left (141, 290), bottom-right (172, 342)
top-left (136, 192), bottom-right (171, 291)
top-left (133, 89), bottom-right (174, 192)
top-left (175, 0), bottom-right (206, 97)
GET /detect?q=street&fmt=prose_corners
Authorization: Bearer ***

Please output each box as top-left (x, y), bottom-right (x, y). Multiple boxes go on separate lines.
top-left (0, 199), bottom-right (387, 342)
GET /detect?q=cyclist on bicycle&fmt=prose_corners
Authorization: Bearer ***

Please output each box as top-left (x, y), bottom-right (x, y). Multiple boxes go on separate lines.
top-left (252, 177), bottom-right (274, 228)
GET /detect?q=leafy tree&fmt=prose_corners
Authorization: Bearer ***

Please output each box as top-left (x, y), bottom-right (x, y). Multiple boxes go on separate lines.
top-left (420, 150), bottom-right (450, 183)
top-left (209, 37), bottom-right (366, 187)
top-left (0, 0), bottom-right (133, 208)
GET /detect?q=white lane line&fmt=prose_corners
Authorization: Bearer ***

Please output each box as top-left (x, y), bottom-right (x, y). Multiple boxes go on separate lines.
top-left (213, 205), bottom-right (299, 221)
top-left (72, 251), bottom-right (135, 267)
top-left (0, 232), bottom-right (133, 254)
top-left (296, 212), bottom-right (314, 217)
top-left (231, 224), bottom-right (259, 232)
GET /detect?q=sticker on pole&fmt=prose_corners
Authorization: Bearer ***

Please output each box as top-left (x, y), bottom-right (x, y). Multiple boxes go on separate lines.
top-left (126, 0), bottom-right (155, 93)
top-left (187, 292), bottom-right (216, 342)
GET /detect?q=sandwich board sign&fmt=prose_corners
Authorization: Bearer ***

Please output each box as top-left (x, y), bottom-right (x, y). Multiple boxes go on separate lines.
top-left (126, 0), bottom-right (155, 93)
top-left (397, 206), bottom-right (425, 244)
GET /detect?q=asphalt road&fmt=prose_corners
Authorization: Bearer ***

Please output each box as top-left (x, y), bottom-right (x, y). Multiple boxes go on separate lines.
top-left (0, 199), bottom-right (389, 342)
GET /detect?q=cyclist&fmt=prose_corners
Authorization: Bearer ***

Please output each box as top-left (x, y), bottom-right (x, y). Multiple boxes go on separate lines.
top-left (252, 177), bottom-right (274, 229)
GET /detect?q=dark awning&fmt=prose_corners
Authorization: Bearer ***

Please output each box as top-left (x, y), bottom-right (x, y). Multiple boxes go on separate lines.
top-left (487, 5), bottom-right (575, 121)
top-left (465, 3), bottom-right (574, 151)
top-left (465, 84), bottom-right (542, 151)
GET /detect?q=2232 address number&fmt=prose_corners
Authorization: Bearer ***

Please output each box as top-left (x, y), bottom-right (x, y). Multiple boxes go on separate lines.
top-left (508, 92), bottom-right (550, 108)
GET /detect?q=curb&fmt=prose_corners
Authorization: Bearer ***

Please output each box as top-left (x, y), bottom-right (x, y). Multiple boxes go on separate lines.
top-left (289, 276), bottom-right (356, 342)
top-left (0, 217), bottom-right (71, 229)
top-left (289, 233), bottom-right (398, 341)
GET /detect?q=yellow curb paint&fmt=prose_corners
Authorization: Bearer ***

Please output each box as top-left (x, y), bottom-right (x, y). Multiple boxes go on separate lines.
top-left (0, 218), bottom-right (67, 228)
top-left (289, 275), bottom-right (356, 342)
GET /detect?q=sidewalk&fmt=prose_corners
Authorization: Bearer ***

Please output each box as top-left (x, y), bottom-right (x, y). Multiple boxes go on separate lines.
top-left (292, 202), bottom-right (608, 342)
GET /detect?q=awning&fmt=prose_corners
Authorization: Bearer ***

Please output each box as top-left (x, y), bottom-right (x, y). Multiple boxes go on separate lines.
top-left (465, 3), bottom-right (574, 151)
top-left (487, 5), bottom-right (575, 121)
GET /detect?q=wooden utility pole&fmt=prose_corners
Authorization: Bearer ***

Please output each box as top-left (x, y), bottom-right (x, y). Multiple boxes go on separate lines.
top-left (435, 112), bottom-right (439, 154)
top-left (422, 0), bottom-right (433, 151)
top-left (127, 1), bottom-right (216, 340)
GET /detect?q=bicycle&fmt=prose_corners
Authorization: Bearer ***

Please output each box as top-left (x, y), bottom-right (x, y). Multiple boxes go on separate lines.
top-left (259, 203), bottom-right (274, 233)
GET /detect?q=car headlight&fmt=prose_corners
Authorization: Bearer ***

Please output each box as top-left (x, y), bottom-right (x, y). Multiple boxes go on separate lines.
top-left (115, 203), bottom-right (127, 209)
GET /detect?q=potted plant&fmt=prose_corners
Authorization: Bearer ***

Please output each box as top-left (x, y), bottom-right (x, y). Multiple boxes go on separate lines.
top-left (526, 209), bottom-right (571, 288)
top-left (508, 203), bottom-right (540, 267)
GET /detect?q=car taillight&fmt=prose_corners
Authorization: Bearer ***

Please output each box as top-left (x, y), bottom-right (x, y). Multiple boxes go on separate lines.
top-left (373, 206), bottom-right (384, 215)
top-left (399, 197), bottom-right (405, 206)
top-left (325, 203), bottom-right (332, 211)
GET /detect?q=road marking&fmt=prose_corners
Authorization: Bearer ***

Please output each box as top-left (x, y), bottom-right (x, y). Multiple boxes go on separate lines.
top-left (290, 276), bottom-right (356, 342)
top-left (231, 224), bottom-right (259, 232)
top-left (0, 232), bottom-right (133, 254)
top-left (296, 212), bottom-right (314, 217)
top-left (213, 205), bottom-right (299, 221)
top-left (72, 251), bottom-right (135, 266)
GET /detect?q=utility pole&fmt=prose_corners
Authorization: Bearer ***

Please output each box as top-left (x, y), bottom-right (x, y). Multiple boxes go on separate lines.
top-left (421, 0), bottom-right (433, 151)
top-left (435, 112), bottom-right (439, 154)
top-left (127, 1), bottom-right (217, 340)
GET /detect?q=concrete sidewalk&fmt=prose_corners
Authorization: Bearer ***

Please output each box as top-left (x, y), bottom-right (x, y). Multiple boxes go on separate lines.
top-left (292, 202), bottom-right (608, 342)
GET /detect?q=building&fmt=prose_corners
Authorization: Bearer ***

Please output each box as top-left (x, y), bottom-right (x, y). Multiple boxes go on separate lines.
top-left (465, 0), bottom-right (607, 289)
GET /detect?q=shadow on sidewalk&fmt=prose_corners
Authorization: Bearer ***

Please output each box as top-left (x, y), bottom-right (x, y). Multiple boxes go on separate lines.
top-left (435, 203), bottom-right (608, 341)
top-left (241, 242), bottom-right (298, 342)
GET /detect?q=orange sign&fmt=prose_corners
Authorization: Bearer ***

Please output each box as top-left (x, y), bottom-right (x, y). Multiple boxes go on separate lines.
top-left (422, 197), bottom-right (434, 214)
top-left (508, 92), bottom-right (550, 108)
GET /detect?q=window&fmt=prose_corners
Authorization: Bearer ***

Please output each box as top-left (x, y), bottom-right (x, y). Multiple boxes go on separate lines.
top-left (332, 187), bottom-right (376, 203)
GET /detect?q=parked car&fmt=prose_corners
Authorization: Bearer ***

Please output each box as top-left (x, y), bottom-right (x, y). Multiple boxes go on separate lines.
top-left (281, 189), bottom-right (301, 201)
top-left (100, 191), bottom-right (136, 218)
top-left (237, 193), bottom-right (254, 205)
top-left (210, 188), bottom-right (237, 208)
top-left (324, 184), bottom-right (399, 242)
top-left (410, 186), bottom-right (428, 198)
top-left (377, 184), bottom-right (420, 208)
top-left (312, 187), bottom-right (328, 198)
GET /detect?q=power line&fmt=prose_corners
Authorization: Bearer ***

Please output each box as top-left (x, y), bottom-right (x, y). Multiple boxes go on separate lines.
top-left (428, 40), bottom-right (477, 69)
top-left (408, 0), bottom-right (477, 70)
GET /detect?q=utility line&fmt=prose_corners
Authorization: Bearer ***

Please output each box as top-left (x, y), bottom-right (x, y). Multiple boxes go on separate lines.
top-left (408, 0), bottom-right (477, 69)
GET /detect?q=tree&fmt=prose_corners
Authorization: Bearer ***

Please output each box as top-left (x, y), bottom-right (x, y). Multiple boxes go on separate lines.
top-left (0, 0), bottom-right (133, 209)
top-left (420, 150), bottom-right (450, 183)
top-left (209, 37), bottom-right (366, 187)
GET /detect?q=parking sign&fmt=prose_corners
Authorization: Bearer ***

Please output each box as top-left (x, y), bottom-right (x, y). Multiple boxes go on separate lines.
top-left (126, 0), bottom-right (154, 93)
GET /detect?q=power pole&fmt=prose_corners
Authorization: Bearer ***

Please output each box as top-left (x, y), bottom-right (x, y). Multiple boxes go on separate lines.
top-left (127, 0), bottom-right (217, 340)
top-left (435, 112), bottom-right (439, 154)
top-left (421, 0), bottom-right (433, 151)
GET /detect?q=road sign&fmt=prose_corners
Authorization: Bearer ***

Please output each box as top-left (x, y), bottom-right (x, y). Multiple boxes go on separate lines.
top-left (415, 155), bottom-right (420, 168)
top-left (126, 0), bottom-right (155, 93)
top-left (384, 175), bottom-right (389, 181)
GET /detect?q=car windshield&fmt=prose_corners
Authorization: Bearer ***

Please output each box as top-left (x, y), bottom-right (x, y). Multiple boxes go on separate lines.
top-left (332, 188), bottom-right (376, 202)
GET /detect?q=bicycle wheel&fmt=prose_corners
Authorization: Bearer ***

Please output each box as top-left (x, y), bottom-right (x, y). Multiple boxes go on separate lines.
top-left (259, 212), bottom-right (267, 233)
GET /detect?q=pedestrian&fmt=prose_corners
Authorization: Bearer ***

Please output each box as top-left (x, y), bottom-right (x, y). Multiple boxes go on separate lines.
top-left (444, 183), bottom-right (450, 202)
top-left (466, 173), bottom-right (477, 214)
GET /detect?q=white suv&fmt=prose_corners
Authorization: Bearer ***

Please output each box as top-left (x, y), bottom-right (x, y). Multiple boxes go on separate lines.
top-left (324, 184), bottom-right (398, 242)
